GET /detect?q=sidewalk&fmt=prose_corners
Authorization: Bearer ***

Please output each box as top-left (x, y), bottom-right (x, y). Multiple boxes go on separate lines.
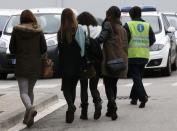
top-left (0, 90), bottom-right (58, 131)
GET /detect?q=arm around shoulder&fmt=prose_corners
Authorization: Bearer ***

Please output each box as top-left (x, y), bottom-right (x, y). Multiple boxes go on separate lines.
top-left (96, 21), bottom-right (112, 43)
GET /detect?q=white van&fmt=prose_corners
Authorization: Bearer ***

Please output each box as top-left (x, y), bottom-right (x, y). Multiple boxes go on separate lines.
top-left (0, 8), bottom-right (78, 79)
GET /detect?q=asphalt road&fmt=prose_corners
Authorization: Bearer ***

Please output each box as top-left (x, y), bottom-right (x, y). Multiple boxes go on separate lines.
top-left (1, 71), bottom-right (177, 131)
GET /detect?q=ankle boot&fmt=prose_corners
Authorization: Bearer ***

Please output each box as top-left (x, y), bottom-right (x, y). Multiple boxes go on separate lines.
top-left (66, 105), bottom-right (76, 123)
top-left (94, 101), bottom-right (102, 120)
top-left (23, 110), bottom-right (29, 124)
top-left (111, 107), bottom-right (118, 121)
top-left (26, 106), bottom-right (37, 128)
top-left (80, 103), bottom-right (88, 120)
top-left (105, 102), bottom-right (112, 117)
top-left (107, 101), bottom-right (118, 120)
top-left (130, 99), bottom-right (138, 105)
top-left (139, 97), bottom-right (148, 108)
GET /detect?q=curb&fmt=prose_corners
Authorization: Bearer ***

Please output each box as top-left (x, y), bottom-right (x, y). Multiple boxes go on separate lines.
top-left (0, 93), bottom-right (58, 131)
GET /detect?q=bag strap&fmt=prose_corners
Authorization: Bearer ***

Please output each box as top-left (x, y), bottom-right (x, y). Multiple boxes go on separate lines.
top-left (87, 26), bottom-right (90, 38)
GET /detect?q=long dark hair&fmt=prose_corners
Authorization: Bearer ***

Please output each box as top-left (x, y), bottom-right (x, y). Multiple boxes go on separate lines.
top-left (77, 12), bottom-right (98, 26)
top-left (20, 9), bottom-right (37, 24)
top-left (58, 8), bottom-right (78, 44)
top-left (103, 6), bottom-right (122, 33)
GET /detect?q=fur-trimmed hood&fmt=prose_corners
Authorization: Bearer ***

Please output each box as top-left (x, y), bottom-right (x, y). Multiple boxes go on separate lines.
top-left (14, 23), bottom-right (42, 32)
top-left (13, 23), bottom-right (42, 39)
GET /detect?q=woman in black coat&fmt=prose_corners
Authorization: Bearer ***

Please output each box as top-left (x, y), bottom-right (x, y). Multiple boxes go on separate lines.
top-left (57, 8), bottom-right (85, 123)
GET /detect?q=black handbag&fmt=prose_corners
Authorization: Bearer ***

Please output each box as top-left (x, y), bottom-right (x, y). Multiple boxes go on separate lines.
top-left (106, 58), bottom-right (126, 73)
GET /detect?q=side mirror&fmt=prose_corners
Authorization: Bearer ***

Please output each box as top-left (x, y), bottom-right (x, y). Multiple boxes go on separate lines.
top-left (167, 26), bottom-right (176, 33)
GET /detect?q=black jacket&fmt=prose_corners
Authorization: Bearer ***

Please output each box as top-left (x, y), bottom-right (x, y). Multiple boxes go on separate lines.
top-left (58, 35), bottom-right (81, 78)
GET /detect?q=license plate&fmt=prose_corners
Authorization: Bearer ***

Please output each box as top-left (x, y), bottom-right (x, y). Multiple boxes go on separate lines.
top-left (11, 59), bottom-right (16, 64)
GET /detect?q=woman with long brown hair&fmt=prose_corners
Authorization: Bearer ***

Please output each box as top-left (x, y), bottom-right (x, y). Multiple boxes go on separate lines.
top-left (9, 10), bottom-right (47, 127)
top-left (57, 8), bottom-right (85, 123)
top-left (96, 6), bottom-right (128, 120)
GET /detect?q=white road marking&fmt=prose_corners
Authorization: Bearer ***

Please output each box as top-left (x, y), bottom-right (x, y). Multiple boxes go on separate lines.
top-left (0, 85), bottom-right (17, 89)
top-left (8, 99), bottom-right (66, 131)
top-left (35, 84), bottom-right (60, 89)
top-left (124, 83), bottom-right (152, 87)
top-left (172, 82), bottom-right (177, 86)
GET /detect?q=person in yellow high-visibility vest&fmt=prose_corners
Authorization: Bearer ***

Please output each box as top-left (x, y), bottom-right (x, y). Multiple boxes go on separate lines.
top-left (124, 6), bottom-right (156, 108)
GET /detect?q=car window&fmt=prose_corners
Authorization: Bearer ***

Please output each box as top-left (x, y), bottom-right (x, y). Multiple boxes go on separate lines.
top-left (121, 15), bottom-right (162, 34)
top-left (4, 14), bottom-right (61, 34)
top-left (165, 15), bottom-right (177, 29)
top-left (161, 14), bottom-right (170, 30)
top-left (0, 16), bottom-right (9, 31)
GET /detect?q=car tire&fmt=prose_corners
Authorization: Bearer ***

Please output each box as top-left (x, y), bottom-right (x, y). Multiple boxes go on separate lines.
top-left (162, 55), bottom-right (171, 76)
top-left (0, 73), bottom-right (8, 80)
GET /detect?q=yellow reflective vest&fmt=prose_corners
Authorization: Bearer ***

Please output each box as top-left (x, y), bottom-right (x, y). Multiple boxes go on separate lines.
top-left (127, 21), bottom-right (150, 59)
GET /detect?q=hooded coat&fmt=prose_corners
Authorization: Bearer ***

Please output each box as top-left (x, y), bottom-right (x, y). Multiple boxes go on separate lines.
top-left (97, 21), bottom-right (128, 78)
top-left (9, 23), bottom-right (47, 78)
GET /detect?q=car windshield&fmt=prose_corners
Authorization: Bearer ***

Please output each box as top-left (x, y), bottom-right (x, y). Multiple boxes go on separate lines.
top-left (0, 16), bottom-right (9, 31)
top-left (4, 14), bottom-right (61, 34)
top-left (121, 15), bottom-right (161, 34)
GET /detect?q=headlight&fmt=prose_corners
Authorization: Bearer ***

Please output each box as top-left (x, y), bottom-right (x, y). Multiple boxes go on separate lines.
top-left (47, 38), bottom-right (57, 47)
top-left (0, 40), bottom-right (7, 48)
top-left (150, 44), bottom-right (164, 51)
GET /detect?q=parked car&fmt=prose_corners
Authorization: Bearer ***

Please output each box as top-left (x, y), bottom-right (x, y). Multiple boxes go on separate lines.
top-left (121, 6), bottom-right (177, 76)
top-left (163, 12), bottom-right (177, 44)
top-left (0, 9), bottom-right (20, 37)
top-left (0, 8), bottom-right (78, 79)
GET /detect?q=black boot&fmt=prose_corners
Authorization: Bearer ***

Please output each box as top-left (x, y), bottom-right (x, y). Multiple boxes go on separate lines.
top-left (111, 107), bottom-right (118, 121)
top-left (94, 101), bottom-right (102, 120)
top-left (130, 99), bottom-right (138, 105)
top-left (139, 97), bottom-right (148, 108)
top-left (80, 103), bottom-right (88, 120)
top-left (107, 101), bottom-right (118, 120)
top-left (66, 105), bottom-right (76, 123)
top-left (105, 102), bottom-right (112, 117)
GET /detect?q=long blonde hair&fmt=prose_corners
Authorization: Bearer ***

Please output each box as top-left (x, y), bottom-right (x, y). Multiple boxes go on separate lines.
top-left (58, 8), bottom-right (78, 44)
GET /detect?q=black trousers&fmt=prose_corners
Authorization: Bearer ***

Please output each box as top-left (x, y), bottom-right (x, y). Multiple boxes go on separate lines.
top-left (128, 63), bottom-right (148, 102)
top-left (103, 76), bottom-right (118, 107)
top-left (80, 74), bottom-right (101, 105)
top-left (62, 76), bottom-right (79, 108)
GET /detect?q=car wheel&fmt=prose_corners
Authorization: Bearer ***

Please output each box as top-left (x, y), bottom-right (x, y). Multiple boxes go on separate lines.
top-left (162, 55), bottom-right (171, 76)
top-left (0, 73), bottom-right (8, 80)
